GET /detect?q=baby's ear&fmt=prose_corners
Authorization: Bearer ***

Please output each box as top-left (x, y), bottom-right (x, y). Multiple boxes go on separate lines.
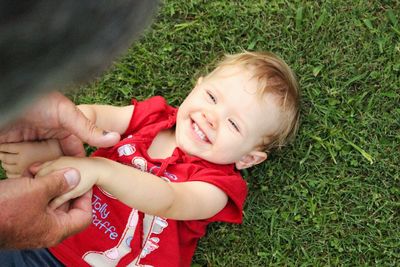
top-left (235, 151), bottom-right (267, 170)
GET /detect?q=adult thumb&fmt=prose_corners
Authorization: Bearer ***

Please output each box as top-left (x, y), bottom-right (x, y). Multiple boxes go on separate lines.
top-left (38, 168), bottom-right (81, 200)
top-left (58, 96), bottom-right (120, 148)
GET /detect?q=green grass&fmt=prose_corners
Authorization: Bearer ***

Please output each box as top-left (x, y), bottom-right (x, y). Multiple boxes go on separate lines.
top-left (72, 1), bottom-right (400, 265)
top-left (76, 0), bottom-right (399, 266)
top-left (5, 0), bottom-right (400, 265)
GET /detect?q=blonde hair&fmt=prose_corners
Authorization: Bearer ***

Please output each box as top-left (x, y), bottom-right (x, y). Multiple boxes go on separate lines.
top-left (209, 51), bottom-right (300, 152)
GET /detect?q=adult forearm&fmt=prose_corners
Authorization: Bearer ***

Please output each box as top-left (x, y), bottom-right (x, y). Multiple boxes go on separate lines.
top-left (96, 158), bottom-right (176, 217)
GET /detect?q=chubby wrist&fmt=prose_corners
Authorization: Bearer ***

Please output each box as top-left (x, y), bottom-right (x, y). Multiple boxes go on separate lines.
top-left (90, 157), bottom-right (114, 186)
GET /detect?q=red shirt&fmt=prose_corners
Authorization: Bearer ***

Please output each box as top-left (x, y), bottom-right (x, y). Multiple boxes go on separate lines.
top-left (50, 96), bottom-right (247, 267)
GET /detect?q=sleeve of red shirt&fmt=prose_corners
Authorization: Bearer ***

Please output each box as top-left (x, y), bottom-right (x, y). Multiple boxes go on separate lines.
top-left (189, 168), bottom-right (248, 224)
top-left (122, 96), bottom-right (177, 137)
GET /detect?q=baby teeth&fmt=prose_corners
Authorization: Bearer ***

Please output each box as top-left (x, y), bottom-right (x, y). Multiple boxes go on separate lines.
top-left (193, 123), bottom-right (207, 141)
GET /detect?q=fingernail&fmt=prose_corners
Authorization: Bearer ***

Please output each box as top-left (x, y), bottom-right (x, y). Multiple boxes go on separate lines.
top-left (64, 169), bottom-right (79, 187)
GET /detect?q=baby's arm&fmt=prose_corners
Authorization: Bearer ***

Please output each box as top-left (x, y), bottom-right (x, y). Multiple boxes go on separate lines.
top-left (0, 140), bottom-right (63, 178)
top-left (0, 103), bottom-right (134, 178)
top-left (36, 156), bottom-right (228, 220)
top-left (34, 102), bottom-right (227, 220)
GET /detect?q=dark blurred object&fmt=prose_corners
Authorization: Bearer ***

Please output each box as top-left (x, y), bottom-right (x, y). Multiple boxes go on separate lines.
top-left (0, 0), bottom-right (159, 124)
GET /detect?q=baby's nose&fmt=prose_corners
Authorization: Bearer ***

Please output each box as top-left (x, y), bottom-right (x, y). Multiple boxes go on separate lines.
top-left (202, 112), bottom-right (217, 128)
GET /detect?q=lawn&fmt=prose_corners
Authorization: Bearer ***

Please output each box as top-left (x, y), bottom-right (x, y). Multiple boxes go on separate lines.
top-left (4, 0), bottom-right (400, 266)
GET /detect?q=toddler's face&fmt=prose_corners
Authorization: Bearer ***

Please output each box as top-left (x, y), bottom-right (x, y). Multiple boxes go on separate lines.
top-left (176, 65), bottom-right (282, 168)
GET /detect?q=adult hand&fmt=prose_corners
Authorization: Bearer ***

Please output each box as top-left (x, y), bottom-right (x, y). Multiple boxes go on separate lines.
top-left (33, 156), bottom-right (104, 210)
top-left (0, 168), bottom-right (92, 249)
top-left (0, 91), bottom-right (120, 157)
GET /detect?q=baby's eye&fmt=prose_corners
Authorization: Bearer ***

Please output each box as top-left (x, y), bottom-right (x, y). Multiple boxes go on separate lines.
top-left (228, 119), bottom-right (240, 132)
top-left (207, 91), bottom-right (217, 104)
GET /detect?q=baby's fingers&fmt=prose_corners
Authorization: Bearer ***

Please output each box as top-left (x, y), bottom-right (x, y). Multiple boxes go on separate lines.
top-left (0, 152), bottom-right (18, 164)
top-left (2, 162), bottom-right (21, 176)
top-left (6, 173), bottom-right (22, 179)
top-left (0, 143), bottom-right (20, 153)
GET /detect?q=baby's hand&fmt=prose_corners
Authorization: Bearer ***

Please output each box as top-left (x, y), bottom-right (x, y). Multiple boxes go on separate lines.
top-left (0, 140), bottom-right (62, 178)
top-left (34, 156), bottom-right (104, 209)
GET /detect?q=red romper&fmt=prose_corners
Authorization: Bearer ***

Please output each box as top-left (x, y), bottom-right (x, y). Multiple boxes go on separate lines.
top-left (49, 96), bottom-right (248, 267)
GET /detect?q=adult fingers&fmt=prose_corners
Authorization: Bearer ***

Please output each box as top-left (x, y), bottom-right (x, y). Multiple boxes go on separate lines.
top-left (49, 192), bottom-right (74, 210)
top-left (38, 168), bottom-right (81, 200)
top-left (71, 189), bottom-right (93, 211)
top-left (56, 201), bottom-right (71, 213)
top-left (59, 135), bottom-right (86, 157)
top-left (54, 190), bottom-right (93, 237)
top-left (58, 99), bottom-right (120, 148)
top-left (28, 172), bottom-right (90, 247)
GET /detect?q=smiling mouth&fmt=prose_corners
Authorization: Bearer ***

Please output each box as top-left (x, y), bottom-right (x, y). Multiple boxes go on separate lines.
top-left (192, 121), bottom-right (210, 143)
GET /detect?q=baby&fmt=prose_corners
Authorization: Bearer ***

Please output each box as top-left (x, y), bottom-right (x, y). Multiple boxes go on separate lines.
top-left (0, 51), bottom-right (299, 267)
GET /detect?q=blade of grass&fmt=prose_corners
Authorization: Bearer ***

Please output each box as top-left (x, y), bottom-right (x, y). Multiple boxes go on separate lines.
top-left (296, 6), bottom-right (304, 30)
top-left (342, 137), bottom-right (374, 164)
top-left (314, 9), bottom-right (327, 31)
top-left (387, 9), bottom-right (398, 26)
top-left (363, 18), bottom-right (374, 31)
top-left (344, 73), bottom-right (368, 88)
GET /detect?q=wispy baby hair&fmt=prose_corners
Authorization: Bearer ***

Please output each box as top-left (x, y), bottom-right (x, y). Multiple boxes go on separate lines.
top-left (214, 51), bottom-right (300, 152)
